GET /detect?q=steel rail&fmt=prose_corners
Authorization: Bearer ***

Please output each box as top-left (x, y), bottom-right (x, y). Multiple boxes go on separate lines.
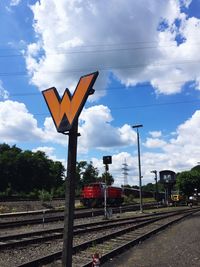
top-left (14, 207), bottom-right (200, 267)
top-left (0, 202), bottom-right (162, 229)
top-left (82, 209), bottom-right (199, 267)
top-left (0, 212), bottom-right (172, 249)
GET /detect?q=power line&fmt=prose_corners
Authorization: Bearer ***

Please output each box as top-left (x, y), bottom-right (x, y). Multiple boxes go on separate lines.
top-left (0, 40), bottom-right (200, 57)
top-left (1, 42), bottom-right (200, 58)
top-left (0, 59), bottom-right (200, 76)
top-left (110, 99), bottom-right (200, 110)
top-left (8, 80), bottom-right (192, 97)
top-left (28, 99), bottom-right (200, 117)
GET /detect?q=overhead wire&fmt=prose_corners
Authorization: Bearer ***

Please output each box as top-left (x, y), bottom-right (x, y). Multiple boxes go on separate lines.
top-left (0, 39), bottom-right (200, 55)
top-left (8, 80), bottom-right (196, 97)
top-left (0, 39), bottom-right (199, 76)
top-left (0, 42), bottom-right (200, 57)
top-left (21, 99), bottom-right (200, 118)
top-left (0, 42), bottom-right (199, 118)
top-left (0, 59), bottom-right (200, 76)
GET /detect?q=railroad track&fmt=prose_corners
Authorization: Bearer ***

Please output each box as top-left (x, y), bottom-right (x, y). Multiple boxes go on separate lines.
top-left (0, 211), bottom-right (175, 250)
top-left (0, 207), bottom-right (199, 267)
top-left (0, 202), bottom-right (162, 229)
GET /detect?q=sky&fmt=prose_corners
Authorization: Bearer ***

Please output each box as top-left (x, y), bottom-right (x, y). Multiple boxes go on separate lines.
top-left (1, 0), bottom-right (200, 186)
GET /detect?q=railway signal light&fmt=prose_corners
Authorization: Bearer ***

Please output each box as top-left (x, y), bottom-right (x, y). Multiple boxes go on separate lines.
top-left (103, 156), bottom-right (112, 165)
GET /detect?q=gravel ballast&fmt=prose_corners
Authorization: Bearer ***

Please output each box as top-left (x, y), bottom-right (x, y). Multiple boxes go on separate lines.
top-left (102, 211), bottom-right (200, 267)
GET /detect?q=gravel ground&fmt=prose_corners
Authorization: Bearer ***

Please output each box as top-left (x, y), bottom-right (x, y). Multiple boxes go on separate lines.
top-left (1, 202), bottom-right (198, 267)
top-left (102, 211), bottom-right (200, 267)
top-left (0, 200), bottom-right (66, 213)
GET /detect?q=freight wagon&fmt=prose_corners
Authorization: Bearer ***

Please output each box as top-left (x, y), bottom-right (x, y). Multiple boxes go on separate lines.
top-left (80, 183), bottom-right (124, 207)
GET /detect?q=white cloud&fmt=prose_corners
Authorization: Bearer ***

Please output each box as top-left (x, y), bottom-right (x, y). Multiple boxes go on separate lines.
top-left (149, 131), bottom-right (162, 138)
top-left (78, 105), bottom-right (136, 153)
top-left (143, 110), bottom-right (200, 180)
top-left (0, 99), bottom-right (69, 146)
top-left (0, 81), bottom-right (9, 100)
top-left (170, 110), bottom-right (200, 146)
top-left (10, 0), bottom-right (21, 6)
top-left (32, 146), bottom-right (55, 156)
top-left (0, 100), bottom-right (44, 142)
top-left (103, 108), bottom-right (200, 185)
top-left (25, 0), bottom-right (200, 97)
top-left (144, 138), bottom-right (167, 148)
top-left (0, 100), bottom-right (137, 154)
top-left (183, 0), bottom-right (192, 8)
top-left (162, 110), bottom-right (200, 168)
top-left (43, 117), bottom-right (68, 146)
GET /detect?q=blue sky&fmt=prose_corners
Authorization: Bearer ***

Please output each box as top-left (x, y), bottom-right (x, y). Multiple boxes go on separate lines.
top-left (1, 0), bottom-right (200, 186)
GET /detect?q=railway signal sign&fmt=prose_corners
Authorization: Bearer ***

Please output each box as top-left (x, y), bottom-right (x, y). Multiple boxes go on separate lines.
top-left (42, 71), bottom-right (99, 267)
top-left (42, 72), bottom-right (99, 132)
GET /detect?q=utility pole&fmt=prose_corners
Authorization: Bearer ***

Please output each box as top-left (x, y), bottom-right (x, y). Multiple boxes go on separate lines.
top-left (132, 124), bottom-right (143, 213)
top-left (151, 170), bottom-right (158, 202)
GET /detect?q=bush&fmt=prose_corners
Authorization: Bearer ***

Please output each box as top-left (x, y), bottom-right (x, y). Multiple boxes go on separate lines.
top-left (54, 186), bottom-right (65, 198)
top-left (38, 189), bottom-right (53, 202)
top-left (123, 194), bottom-right (136, 204)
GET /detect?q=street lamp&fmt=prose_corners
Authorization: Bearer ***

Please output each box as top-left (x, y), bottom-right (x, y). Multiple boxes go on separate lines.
top-left (151, 170), bottom-right (158, 202)
top-left (132, 124), bottom-right (143, 213)
top-left (103, 156), bottom-right (112, 219)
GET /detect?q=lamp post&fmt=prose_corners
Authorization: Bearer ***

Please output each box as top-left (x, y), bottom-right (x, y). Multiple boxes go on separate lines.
top-left (151, 170), bottom-right (158, 202)
top-left (103, 156), bottom-right (112, 219)
top-left (132, 124), bottom-right (143, 213)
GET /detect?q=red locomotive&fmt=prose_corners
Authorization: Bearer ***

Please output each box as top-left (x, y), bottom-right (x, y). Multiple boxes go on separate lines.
top-left (80, 183), bottom-right (124, 207)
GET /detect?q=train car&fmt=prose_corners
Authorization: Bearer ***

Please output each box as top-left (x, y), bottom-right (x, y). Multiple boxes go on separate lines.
top-left (80, 183), bottom-right (123, 207)
top-left (171, 194), bottom-right (184, 202)
top-left (171, 192), bottom-right (186, 205)
top-left (107, 186), bottom-right (124, 206)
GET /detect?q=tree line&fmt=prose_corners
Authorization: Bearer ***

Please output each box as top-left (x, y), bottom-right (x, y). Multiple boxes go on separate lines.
top-left (176, 165), bottom-right (200, 196)
top-left (0, 143), bottom-right (114, 198)
top-left (1, 143), bottom-right (199, 199)
top-left (0, 143), bottom-right (65, 197)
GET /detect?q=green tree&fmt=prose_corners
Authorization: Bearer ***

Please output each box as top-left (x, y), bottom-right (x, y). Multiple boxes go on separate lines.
top-left (176, 170), bottom-right (200, 196)
top-left (101, 172), bottom-right (114, 185)
top-left (0, 144), bottom-right (21, 192)
top-left (142, 183), bottom-right (155, 192)
top-left (50, 161), bottom-right (65, 188)
top-left (191, 165), bottom-right (200, 172)
top-left (0, 143), bottom-right (12, 153)
top-left (0, 143), bottom-right (65, 195)
top-left (142, 182), bottom-right (164, 193)
top-left (76, 161), bottom-right (88, 190)
top-left (81, 161), bottom-right (99, 185)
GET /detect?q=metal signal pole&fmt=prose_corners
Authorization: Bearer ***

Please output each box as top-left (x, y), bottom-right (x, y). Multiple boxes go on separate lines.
top-left (132, 124), bottom-right (143, 213)
top-left (151, 170), bottom-right (158, 202)
top-left (104, 164), bottom-right (108, 219)
top-left (102, 156), bottom-right (112, 220)
top-left (62, 120), bottom-right (78, 267)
